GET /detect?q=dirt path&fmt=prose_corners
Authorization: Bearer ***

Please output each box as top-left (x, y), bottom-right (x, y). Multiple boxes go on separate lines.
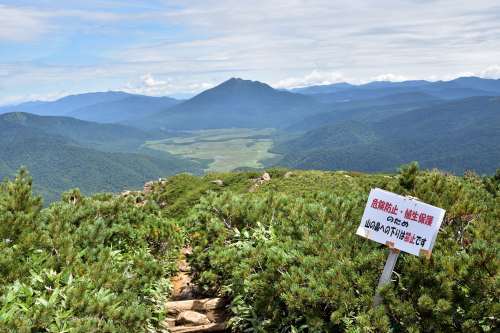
top-left (161, 247), bottom-right (228, 332)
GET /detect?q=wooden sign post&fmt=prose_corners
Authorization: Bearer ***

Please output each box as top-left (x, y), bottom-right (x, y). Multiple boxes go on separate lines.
top-left (373, 248), bottom-right (399, 307)
top-left (356, 188), bottom-right (446, 307)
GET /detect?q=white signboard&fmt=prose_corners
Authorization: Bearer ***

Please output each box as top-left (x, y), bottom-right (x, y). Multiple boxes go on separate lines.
top-left (356, 188), bottom-right (445, 257)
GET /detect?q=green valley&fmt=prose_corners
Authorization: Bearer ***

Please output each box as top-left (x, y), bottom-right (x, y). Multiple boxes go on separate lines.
top-left (144, 128), bottom-right (280, 172)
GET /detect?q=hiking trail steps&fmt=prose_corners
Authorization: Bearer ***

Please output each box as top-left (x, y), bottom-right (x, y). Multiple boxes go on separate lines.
top-left (160, 247), bottom-right (228, 333)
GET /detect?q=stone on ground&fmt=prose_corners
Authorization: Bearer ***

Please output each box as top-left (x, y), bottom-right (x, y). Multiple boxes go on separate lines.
top-left (176, 310), bottom-right (211, 326)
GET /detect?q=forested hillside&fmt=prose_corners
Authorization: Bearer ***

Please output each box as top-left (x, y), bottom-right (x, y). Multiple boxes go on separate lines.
top-left (0, 112), bottom-right (160, 152)
top-left (0, 113), bottom-right (205, 202)
top-left (0, 165), bottom-right (498, 332)
top-left (275, 96), bottom-right (500, 174)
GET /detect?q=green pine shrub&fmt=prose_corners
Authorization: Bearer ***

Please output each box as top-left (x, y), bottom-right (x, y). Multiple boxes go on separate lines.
top-left (188, 169), bottom-right (499, 332)
top-left (0, 170), bottom-right (184, 332)
top-left (1, 166), bottom-right (498, 332)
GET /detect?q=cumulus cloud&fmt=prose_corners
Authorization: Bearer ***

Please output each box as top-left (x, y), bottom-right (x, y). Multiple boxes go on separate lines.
top-left (273, 71), bottom-right (346, 89)
top-left (141, 73), bottom-right (167, 88)
top-left (272, 64), bottom-right (500, 90)
top-left (0, 91), bottom-right (68, 106)
top-left (123, 73), bottom-right (215, 96)
top-left (441, 65), bottom-right (500, 81)
top-left (478, 65), bottom-right (500, 79)
top-left (274, 71), bottom-right (414, 89)
top-left (368, 73), bottom-right (410, 83)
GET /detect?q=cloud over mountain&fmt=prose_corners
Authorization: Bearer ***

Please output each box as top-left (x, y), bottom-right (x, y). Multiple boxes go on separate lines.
top-left (1, 1), bottom-right (500, 103)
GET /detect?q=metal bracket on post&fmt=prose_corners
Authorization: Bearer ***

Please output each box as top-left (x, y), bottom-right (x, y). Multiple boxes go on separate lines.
top-left (373, 242), bottom-right (400, 307)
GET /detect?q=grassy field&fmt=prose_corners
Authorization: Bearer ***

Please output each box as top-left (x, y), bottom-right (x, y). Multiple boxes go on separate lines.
top-left (144, 128), bottom-right (280, 172)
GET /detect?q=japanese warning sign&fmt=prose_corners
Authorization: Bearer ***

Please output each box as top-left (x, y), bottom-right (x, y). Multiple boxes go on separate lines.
top-left (356, 188), bottom-right (446, 257)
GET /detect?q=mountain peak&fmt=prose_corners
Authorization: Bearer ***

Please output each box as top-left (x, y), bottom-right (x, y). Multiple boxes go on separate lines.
top-left (188, 77), bottom-right (276, 101)
top-left (219, 77), bottom-right (271, 89)
top-left (227, 77), bottom-right (244, 82)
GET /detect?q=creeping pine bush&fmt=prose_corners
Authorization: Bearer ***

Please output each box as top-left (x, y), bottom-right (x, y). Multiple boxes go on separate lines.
top-left (188, 166), bottom-right (499, 332)
top-left (0, 169), bottom-right (183, 332)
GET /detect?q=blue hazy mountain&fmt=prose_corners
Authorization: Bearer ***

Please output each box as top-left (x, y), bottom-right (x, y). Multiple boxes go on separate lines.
top-left (68, 95), bottom-right (180, 123)
top-left (292, 77), bottom-right (500, 103)
top-left (0, 92), bottom-right (180, 124)
top-left (135, 78), bottom-right (327, 130)
top-left (290, 82), bottom-right (356, 94)
top-left (0, 92), bottom-right (130, 116)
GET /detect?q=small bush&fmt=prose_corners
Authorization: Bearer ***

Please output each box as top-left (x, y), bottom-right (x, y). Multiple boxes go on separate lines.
top-left (188, 170), bottom-right (499, 332)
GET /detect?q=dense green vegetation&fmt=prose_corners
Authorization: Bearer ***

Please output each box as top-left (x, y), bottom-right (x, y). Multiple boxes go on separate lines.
top-left (0, 169), bottom-right (184, 331)
top-left (185, 166), bottom-right (499, 332)
top-left (275, 96), bottom-right (500, 174)
top-left (0, 112), bottom-right (160, 152)
top-left (0, 113), bottom-right (205, 203)
top-left (0, 165), bottom-right (498, 332)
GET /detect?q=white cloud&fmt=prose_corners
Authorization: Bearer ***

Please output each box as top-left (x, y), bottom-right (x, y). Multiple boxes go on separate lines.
top-left (273, 70), bottom-right (346, 89)
top-left (0, 4), bottom-right (157, 42)
top-left (123, 73), bottom-right (215, 96)
top-left (141, 73), bottom-right (167, 88)
top-left (271, 64), bottom-right (500, 90)
top-left (478, 65), bottom-right (500, 79)
top-left (1, 0), bottom-right (500, 101)
top-left (0, 5), bottom-right (51, 41)
top-left (0, 91), bottom-right (68, 106)
top-left (112, 0), bottom-right (500, 89)
top-left (440, 65), bottom-right (500, 81)
top-left (186, 82), bottom-right (215, 91)
top-left (367, 73), bottom-right (410, 83)
top-left (274, 71), bottom-right (414, 89)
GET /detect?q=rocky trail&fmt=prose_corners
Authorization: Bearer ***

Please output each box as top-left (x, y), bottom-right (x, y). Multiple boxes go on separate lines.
top-left (160, 247), bottom-right (228, 332)
top-left (146, 172), bottom-right (277, 332)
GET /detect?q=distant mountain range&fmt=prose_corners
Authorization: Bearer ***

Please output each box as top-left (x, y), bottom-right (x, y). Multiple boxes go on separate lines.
top-left (1, 76), bottom-right (498, 197)
top-left (291, 77), bottom-right (500, 102)
top-left (133, 78), bottom-right (326, 130)
top-left (3, 76), bottom-right (499, 129)
top-left (0, 92), bottom-right (180, 123)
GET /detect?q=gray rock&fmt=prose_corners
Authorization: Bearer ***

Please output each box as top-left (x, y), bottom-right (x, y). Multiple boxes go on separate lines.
top-left (176, 310), bottom-right (211, 326)
top-left (143, 181), bottom-right (154, 194)
top-left (211, 179), bottom-right (224, 186)
top-left (261, 172), bottom-right (271, 181)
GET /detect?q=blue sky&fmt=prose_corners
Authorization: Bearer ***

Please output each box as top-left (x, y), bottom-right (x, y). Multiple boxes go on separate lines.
top-left (1, 0), bottom-right (500, 105)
